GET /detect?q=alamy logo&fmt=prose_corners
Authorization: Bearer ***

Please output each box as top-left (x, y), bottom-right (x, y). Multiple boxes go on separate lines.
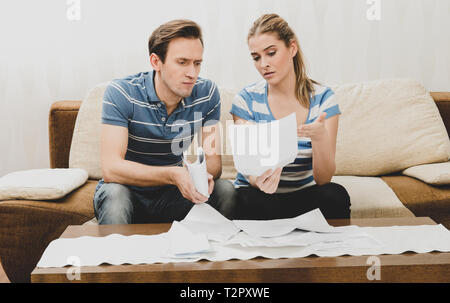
top-left (66, 256), bottom-right (81, 281)
top-left (366, 256), bottom-right (381, 280)
top-left (66, 0), bottom-right (81, 21)
top-left (366, 0), bottom-right (381, 21)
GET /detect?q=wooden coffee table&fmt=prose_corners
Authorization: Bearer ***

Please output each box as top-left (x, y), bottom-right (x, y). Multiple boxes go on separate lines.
top-left (31, 217), bottom-right (450, 283)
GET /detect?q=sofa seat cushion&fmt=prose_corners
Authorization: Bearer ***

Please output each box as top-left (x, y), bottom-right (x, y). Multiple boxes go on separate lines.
top-left (0, 180), bottom-right (96, 282)
top-left (0, 180), bottom-right (96, 218)
top-left (382, 175), bottom-right (450, 229)
top-left (331, 176), bottom-right (415, 219)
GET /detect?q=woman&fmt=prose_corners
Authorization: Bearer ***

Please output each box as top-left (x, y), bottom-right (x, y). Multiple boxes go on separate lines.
top-left (230, 14), bottom-right (350, 220)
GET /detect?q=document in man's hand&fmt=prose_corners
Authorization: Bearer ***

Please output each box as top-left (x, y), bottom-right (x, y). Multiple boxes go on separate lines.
top-left (183, 147), bottom-right (209, 197)
top-left (227, 113), bottom-right (298, 176)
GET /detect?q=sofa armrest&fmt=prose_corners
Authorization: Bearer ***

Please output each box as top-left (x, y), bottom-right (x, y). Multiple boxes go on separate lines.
top-left (431, 92), bottom-right (450, 138)
top-left (48, 101), bottom-right (82, 168)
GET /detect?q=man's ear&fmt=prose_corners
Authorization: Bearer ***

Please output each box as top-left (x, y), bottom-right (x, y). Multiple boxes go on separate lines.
top-left (150, 53), bottom-right (162, 71)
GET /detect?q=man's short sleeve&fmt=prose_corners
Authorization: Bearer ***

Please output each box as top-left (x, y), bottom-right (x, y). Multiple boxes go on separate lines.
top-left (319, 88), bottom-right (341, 119)
top-left (202, 83), bottom-right (221, 127)
top-left (102, 81), bottom-right (133, 128)
top-left (230, 91), bottom-right (255, 122)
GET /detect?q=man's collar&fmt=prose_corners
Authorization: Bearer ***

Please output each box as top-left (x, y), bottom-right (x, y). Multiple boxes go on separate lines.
top-left (145, 70), bottom-right (161, 103)
top-left (145, 70), bottom-right (187, 112)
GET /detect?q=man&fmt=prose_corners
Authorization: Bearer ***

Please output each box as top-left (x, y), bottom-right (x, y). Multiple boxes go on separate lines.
top-left (93, 19), bottom-right (236, 224)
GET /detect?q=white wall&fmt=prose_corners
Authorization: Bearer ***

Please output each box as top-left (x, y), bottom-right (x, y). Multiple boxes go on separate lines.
top-left (0, 0), bottom-right (449, 176)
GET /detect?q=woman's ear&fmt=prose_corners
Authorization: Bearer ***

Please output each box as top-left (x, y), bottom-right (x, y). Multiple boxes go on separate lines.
top-left (290, 40), bottom-right (298, 57)
top-left (150, 53), bottom-right (161, 71)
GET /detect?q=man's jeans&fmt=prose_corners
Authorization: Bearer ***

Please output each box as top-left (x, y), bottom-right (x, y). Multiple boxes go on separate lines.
top-left (93, 179), bottom-right (237, 225)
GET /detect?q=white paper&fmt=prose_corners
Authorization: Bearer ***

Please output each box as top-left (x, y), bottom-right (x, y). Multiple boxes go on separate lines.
top-left (180, 203), bottom-right (240, 242)
top-left (224, 229), bottom-right (382, 249)
top-left (228, 113), bottom-right (298, 176)
top-left (232, 208), bottom-right (358, 238)
top-left (183, 147), bottom-right (209, 198)
top-left (166, 221), bottom-right (212, 258)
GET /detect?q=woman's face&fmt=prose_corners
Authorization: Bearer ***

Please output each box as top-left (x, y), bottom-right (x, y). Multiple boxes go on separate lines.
top-left (248, 32), bottom-right (297, 86)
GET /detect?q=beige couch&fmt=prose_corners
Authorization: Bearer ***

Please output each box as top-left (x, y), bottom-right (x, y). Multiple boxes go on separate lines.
top-left (1, 78), bottom-right (450, 283)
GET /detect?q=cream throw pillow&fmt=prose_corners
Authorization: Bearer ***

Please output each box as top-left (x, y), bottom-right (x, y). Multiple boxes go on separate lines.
top-left (69, 82), bottom-right (109, 179)
top-left (332, 79), bottom-right (450, 176)
top-left (0, 168), bottom-right (88, 201)
top-left (402, 162), bottom-right (450, 185)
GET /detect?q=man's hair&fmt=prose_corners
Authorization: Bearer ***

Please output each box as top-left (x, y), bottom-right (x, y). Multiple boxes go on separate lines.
top-left (148, 19), bottom-right (203, 63)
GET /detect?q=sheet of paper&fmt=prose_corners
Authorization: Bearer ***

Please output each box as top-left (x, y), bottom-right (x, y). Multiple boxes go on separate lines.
top-left (224, 229), bottom-right (382, 249)
top-left (36, 233), bottom-right (170, 268)
top-left (183, 147), bottom-right (209, 198)
top-left (180, 203), bottom-right (240, 242)
top-left (227, 112), bottom-right (298, 176)
top-left (166, 221), bottom-right (212, 258)
top-left (232, 208), bottom-right (358, 238)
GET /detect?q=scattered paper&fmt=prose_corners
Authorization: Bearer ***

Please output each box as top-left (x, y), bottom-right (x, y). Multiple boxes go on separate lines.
top-left (224, 229), bottom-right (382, 249)
top-left (36, 205), bottom-right (450, 268)
top-left (232, 208), bottom-right (358, 238)
top-left (227, 113), bottom-right (298, 176)
top-left (166, 221), bottom-right (212, 258)
top-left (180, 203), bottom-right (240, 242)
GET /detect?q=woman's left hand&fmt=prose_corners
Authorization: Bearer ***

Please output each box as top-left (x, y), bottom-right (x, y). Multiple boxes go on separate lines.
top-left (297, 112), bottom-right (327, 141)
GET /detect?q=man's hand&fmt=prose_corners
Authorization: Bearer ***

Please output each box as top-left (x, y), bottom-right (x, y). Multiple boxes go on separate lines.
top-left (297, 112), bottom-right (327, 141)
top-left (171, 167), bottom-right (209, 204)
top-left (250, 168), bottom-right (283, 194)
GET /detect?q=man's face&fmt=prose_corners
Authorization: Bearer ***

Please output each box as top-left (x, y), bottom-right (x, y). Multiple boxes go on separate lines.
top-left (158, 37), bottom-right (203, 98)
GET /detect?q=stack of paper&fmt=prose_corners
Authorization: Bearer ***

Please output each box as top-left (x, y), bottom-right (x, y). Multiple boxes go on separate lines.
top-left (176, 205), bottom-right (382, 254)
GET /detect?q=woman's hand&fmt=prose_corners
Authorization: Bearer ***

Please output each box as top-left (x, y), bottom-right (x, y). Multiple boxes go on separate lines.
top-left (297, 112), bottom-right (327, 142)
top-left (249, 168), bottom-right (283, 194)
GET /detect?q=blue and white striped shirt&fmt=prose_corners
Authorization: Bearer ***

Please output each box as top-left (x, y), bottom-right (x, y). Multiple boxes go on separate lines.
top-left (230, 80), bottom-right (341, 193)
top-left (100, 70), bottom-right (221, 191)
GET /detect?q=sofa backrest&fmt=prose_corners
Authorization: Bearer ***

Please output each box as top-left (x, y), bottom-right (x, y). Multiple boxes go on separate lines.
top-left (50, 79), bottom-right (450, 180)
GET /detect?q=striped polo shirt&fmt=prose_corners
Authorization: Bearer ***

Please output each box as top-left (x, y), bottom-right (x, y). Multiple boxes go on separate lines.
top-left (230, 80), bottom-right (341, 193)
top-left (99, 70), bottom-right (221, 192)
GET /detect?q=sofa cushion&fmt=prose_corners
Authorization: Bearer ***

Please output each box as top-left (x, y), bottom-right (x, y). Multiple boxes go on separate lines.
top-left (402, 161), bottom-right (450, 185)
top-left (0, 180), bottom-right (96, 282)
top-left (218, 87), bottom-right (238, 179)
top-left (332, 79), bottom-right (450, 176)
top-left (69, 82), bottom-right (109, 179)
top-left (331, 176), bottom-right (415, 218)
top-left (382, 175), bottom-right (450, 229)
top-left (0, 168), bottom-right (88, 201)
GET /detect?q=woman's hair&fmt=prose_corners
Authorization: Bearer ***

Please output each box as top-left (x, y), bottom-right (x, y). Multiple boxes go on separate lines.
top-left (148, 19), bottom-right (203, 63)
top-left (248, 14), bottom-right (318, 108)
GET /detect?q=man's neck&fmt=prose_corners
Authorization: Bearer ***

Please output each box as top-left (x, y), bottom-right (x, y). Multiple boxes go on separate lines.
top-left (154, 71), bottom-right (182, 113)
